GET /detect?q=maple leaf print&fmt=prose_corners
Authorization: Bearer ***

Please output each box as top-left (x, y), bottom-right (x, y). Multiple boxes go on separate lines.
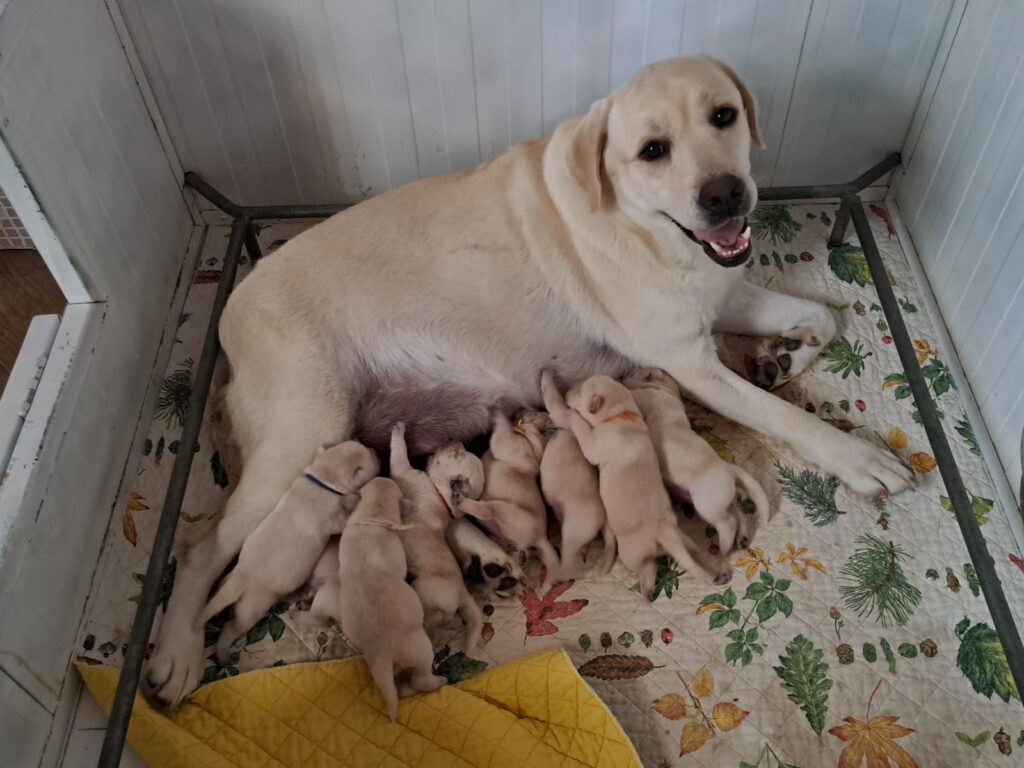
top-left (519, 580), bottom-right (588, 640)
top-left (777, 542), bottom-right (826, 581)
top-left (733, 547), bottom-right (770, 580)
top-left (830, 715), bottom-right (918, 768)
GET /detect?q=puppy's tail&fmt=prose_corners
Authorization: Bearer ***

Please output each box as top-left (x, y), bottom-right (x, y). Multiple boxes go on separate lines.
top-left (368, 655), bottom-right (399, 721)
top-left (598, 524), bottom-right (617, 574)
top-left (200, 576), bottom-right (241, 625)
top-left (731, 465), bottom-right (770, 526)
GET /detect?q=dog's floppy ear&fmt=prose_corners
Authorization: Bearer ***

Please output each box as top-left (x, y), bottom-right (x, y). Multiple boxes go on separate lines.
top-left (588, 394), bottom-right (605, 414)
top-left (710, 58), bottom-right (764, 149)
top-left (567, 96), bottom-right (612, 210)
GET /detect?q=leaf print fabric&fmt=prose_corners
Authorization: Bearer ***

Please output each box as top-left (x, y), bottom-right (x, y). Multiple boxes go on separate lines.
top-left (78, 208), bottom-right (1024, 768)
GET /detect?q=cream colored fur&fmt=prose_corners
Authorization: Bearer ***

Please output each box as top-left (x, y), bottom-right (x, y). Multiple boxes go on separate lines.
top-left (199, 441), bottom-right (378, 661)
top-left (390, 422), bottom-right (484, 654)
top-left (144, 56), bottom-right (914, 708)
top-left (543, 371), bottom-right (731, 599)
top-left (623, 367), bottom-right (770, 554)
top-left (336, 477), bottom-right (447, 720)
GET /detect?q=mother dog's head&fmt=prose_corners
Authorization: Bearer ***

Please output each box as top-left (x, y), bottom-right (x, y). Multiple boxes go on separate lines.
top-left (559, 56), bottom-right (762, 268)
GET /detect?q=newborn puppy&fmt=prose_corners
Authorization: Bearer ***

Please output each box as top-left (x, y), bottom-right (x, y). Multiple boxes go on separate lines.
top-left (623, 367), bottom-right (769, 553)
top-left (338, 477), bottom-right (447, 720)
top-left (289, 535), bottom-right (341, 627)
top-left (542, 371), bottom-right (731, 599)
top-left (453, 409), bottom-right (560, 588)
top-left (539, 383), bottom-right (614, 582)
top-left (202, 441), bottom-right (379, 660)
top-left (390, 422), bottom-right (485, 654)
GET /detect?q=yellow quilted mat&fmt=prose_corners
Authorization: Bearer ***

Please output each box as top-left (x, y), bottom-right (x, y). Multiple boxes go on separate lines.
top-left (78, 649), bottom-right (640, 768)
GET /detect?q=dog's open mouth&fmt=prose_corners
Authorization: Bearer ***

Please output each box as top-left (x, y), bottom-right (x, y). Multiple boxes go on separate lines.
top-left (663, 214), bottom-right (752, 268)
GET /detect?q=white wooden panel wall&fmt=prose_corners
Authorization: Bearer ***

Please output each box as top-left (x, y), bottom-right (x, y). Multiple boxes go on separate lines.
top-left (0, 0), bottom-right (193, 751)
top-left (896, 0), bottom-right (1024, 503)
top-left (119, 0), bottom-right (954, 206)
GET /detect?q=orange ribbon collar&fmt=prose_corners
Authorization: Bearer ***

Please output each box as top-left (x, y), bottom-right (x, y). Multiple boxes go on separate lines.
top-left (601, 410), bottom-right (641, 424)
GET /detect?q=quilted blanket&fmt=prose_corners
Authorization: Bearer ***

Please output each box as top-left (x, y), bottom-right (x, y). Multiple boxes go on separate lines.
top-left (80, 203), bottom-right (1024, 767)
top-left (78, 649), bottom-right (640, 768)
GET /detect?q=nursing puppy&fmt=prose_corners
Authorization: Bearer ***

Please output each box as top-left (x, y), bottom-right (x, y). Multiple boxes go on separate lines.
top-left (539, 384), bottom-right (615, 582)
top-left (390, 422), bottom-right (485, 653)
top-left (338, 477), bottom-right (447, 720)
top-left (453, 410), bottom-right (560, 588)
top-left (542, 371), bottom-right (730, 599)
top-left (201, 441), bottom-right (378, 660)
top-left (288, 536), bottom-right (342, 627)
top-left (623, 367), bottom-right (769, 553)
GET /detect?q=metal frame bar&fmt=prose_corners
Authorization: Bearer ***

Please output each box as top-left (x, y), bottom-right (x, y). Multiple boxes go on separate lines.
top-left (97, 155), bottom-right (1024, 766)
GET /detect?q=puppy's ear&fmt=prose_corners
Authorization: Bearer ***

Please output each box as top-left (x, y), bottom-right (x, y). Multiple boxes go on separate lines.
top-left (588, 394), bottom-right (605, 414)
top-left (710, 57), bottom-right (764, 149)
top-left (567, 96), bottom-right (612, 210)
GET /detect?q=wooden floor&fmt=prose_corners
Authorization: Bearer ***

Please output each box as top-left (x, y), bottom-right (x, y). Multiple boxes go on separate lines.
top-left (0, 249), bottom-right (65, 391)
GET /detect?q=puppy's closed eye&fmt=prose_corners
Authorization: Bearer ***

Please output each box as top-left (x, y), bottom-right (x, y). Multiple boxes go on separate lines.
top-left (588, 394), bottom-right (604, 414)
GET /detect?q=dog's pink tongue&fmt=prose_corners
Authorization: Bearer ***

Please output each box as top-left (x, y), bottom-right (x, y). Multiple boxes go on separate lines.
top-left (694, 218), bottom-right (745, 247)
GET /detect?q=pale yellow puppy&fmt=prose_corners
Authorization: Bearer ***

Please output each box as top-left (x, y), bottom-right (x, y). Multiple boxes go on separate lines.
top-left (543, 371), bottom-right (731, 600)
top-left (201, 440), bottom-right (379, 661)
top-left (390, 422), bottom-right (485, 654)
top-left (623, 367), bottom-right (769, 554)
top-left (453, 410), bottom-right (561, 588)
top-left (540, 377), bottom-right (615, 582)
top-left (337, 477), bottom-right (447, 721)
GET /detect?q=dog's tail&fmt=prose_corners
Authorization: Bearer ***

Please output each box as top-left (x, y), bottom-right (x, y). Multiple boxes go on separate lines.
top-left (368, 655), bottom-right (399, 721)
top-left (598, 524), bottom-right (617, 574)
top-left (731, 465), bottom-right (770, 526)
top-left (200, 575), bottom-right (241, 625)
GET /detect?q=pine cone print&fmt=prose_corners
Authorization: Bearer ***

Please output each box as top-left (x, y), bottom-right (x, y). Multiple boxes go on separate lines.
top-left (995, 728), bottom-right (1011, 755)
top-left (600, 632), bottom-right (613, 650)
top-left (640, 629), bottom-right (654, 648)
top-left (836, 643), bottom-right (854, 664)
top-left (919, 639), bottom-right (938, 657)
top-left (946, 568), bottom-right (961, 592)
top-left (853, 301), bottom-right (865, 316)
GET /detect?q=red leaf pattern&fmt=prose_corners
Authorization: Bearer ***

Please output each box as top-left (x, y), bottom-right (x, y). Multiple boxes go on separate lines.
top-left (519, 580), bottom-right (589, 638)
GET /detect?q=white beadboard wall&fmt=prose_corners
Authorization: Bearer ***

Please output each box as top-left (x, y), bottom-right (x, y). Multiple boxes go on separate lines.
top-left (896, 0), bottom-right (1024, 503)
top-left (0, 0), bottom-right (193, 759)
top-left (118, 0), bottom-right (954, 206)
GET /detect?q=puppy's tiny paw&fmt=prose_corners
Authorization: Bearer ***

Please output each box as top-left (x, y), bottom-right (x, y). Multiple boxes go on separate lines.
top-left (713, 570), bottom-right (732, 586)
top-left (392, 421), bottom-right (406, 437)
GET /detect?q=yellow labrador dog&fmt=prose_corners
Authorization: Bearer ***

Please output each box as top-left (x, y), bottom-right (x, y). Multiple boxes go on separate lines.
top-left (144, 55), bottom-right (914, 707)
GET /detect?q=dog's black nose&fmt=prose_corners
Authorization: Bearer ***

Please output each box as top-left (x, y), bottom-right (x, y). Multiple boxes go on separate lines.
top-left (697, 174), bottom-right (746, 217)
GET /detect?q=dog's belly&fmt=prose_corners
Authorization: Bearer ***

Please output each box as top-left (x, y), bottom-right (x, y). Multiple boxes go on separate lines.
top-left (355, 342), bottom-right (629, 454)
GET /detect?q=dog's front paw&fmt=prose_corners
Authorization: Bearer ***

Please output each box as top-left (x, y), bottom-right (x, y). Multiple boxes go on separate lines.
top-left (817, 432), bottom-right (916, 498)
top-left (142, 636), bottom-right (205, 709)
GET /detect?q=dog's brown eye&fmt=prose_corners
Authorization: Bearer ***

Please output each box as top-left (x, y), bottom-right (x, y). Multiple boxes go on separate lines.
top-left (638, 140), bottom-right (669, 161)
top-left (711, 107), bottom-right (737, 129)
